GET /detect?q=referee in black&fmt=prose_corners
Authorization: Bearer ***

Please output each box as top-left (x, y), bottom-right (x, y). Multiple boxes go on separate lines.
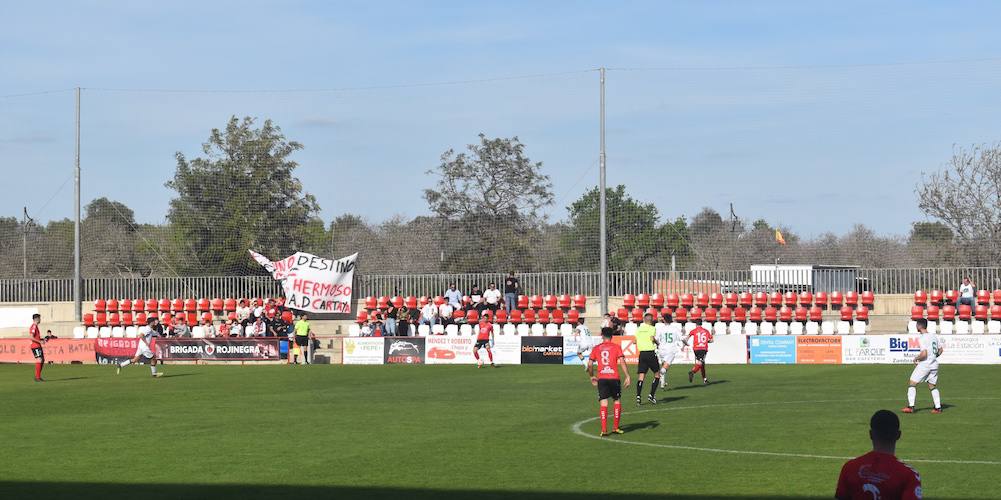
top-left (634, 313), bottom-right (661, 405)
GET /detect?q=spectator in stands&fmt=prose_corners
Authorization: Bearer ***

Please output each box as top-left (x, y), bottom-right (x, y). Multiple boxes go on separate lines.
top-left (360, 320), bottom-right (373, 337)
top-left (229, 319), bottom-right (243, 338)
top-left (444, 284), bottom-right (463, 309)
top-left (601, 313), bottom-right (615, 337)
top-left (438, 300), bottom-right (454, 326)
top-left (219, 320), bottom-right (231, 337)
top-left (252, 300), bottom-right (265, 321)
top-left (959, 277), bottom-right (976, 307)
top-left (420, 300), bottom-right (438, 327)
top-left (383, 302), bottom-right (398, 336)
top-left (483, 283), bottom-right (502, 312)
top-left (265, 298), bottom-right (279, 318)
top-left (396, 303), bottom-right (412, 336)
top-left (248, 316), bottom-right (267, 337)
top-left (503, 272), bottom-right (520, 313)
top-left (236, 300), bottom-right (252, 327)
top-left (173, 317), bottom-right (192, 338)
top-left (267, 314), bottom-right (286, 338)
top-left (469, 285), bottom-right (484, 312)
top-left (202, 317), bottom-right (217, 338)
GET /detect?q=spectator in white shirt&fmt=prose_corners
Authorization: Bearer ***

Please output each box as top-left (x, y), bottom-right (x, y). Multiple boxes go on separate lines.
top-left (201, 318), bottom-right (217, 338)
top-left (483, 283), bottom-right (502, 312)
top-left (248, 317), bottom-right (267, 337)
top-left (235, 300), bottom-right (252, 326)
top-left (959, 277), bottom-right (976, 307)
top-left (229, 319), bottom-right (243, 338)
top-left (438, 301), bottom-right (455, 326)
top-left (360, 321), bottom-right (373, 337)
top-left (420, 302), bottom-right (439, 327)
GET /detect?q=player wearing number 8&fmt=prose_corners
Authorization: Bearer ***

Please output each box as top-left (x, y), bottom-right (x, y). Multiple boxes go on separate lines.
top-left (684, 323), bottom-right (713, 385)
top-left (587, 330), bottom-right (631, 437)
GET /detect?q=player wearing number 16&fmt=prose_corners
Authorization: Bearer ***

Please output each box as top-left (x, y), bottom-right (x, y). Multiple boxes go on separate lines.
top-left (587, 330), bottom-right (631, 437)
top-left (684, 323), bottom-right (713, 385)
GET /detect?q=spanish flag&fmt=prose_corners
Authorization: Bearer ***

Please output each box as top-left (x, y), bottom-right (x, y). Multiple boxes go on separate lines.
top-left (775, 229), bottom-right (787, 246)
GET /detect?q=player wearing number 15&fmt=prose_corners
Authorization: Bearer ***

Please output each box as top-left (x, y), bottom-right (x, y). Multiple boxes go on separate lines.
top-left (587, 330), bottom-right (631, 437)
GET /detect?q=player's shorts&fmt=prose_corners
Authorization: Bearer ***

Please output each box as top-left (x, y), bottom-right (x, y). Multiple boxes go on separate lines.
top-left (657, 349), bottom-right (676, 365)
top-left (910, 363), bottom-right (939, 385)
top-left (637, 351), bottom-right (659, 374)
top-left (31, 347), bottom-right (44, 360)
top-left (294, 335), bottom-right (310, 347)
top-left (597, 378), bottom-right (622, 400)
top-left (693, 349), bottom-right (708, 363)
top-left (135, 344), bottom-right (154, 359)
top-left (474, 339), bottom-right (491, 349)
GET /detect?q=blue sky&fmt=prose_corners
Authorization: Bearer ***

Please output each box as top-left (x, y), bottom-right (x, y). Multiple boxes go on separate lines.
top-left (3, 0), bottom-right (1001, 237)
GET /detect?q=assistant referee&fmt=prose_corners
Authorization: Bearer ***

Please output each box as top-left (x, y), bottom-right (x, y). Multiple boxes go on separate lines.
top-left (634, 313), bottom-right (662, 405)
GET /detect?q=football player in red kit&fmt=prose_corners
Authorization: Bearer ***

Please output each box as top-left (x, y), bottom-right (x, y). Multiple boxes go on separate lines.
top-left (30, 313), bottom-right (45, 382)
top-left (588, 330), bottom-right (631, 437)
top-left (473, 318), bottom-right (495, 368)
top-left (836, 410), bottom-right (922, 500)
top-left (684, 322), bottom-right (713, 385)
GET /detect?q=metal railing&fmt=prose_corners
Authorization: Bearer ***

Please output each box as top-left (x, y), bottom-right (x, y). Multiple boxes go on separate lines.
top-left (3, 267), bottom-right (1001, 303)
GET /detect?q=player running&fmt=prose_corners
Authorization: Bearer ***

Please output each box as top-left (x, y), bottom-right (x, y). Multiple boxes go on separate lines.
top-left (574, 318), bottom-right (595, 372)
top-left (684, 321), bottom-right (713, 385)
top-left (473, 317), bottom-right (495, 368)
top-left (903, 318), bottom-right (944, 414)
top-left (836, 409), bottom-right (922, 500)
top-left (588, 329), bottom-right (631, 437)
top-left (654, 315), bottom-right (679, 389)
top-left (634, 313), bottom-right (662, 404)
top-left (116, 316), bottom-right (163, 378)
top-left (30, 313), bottom-right (45, 382)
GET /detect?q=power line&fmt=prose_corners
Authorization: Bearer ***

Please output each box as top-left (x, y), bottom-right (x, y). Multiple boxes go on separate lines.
top-left (607, 56), bottom-right (1001, 72)
top-left (0, 88), bottom-right (75, 100)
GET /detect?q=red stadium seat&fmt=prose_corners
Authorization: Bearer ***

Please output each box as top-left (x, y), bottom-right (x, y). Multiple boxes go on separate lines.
top-left (134, 313), bottom-right (146, 326)
top-left (622, 294), bottom-right (636, 308)
top-left (994, 290), bottom-right (1001, 305)
top-left (845, 291), bottom-right (859, 307)
top-left (223, 298), bottom-right (237, 312)
top-left (650, 293), bottom-right (665, 308)
top-left (666, 293), bottom-right (680, 308)
top-left (814, 292), bottom-right (828, 309)
top-left (808, 306), bottom-right (823, 323)
top-left (748, 307), bottom-right (762, 323)
top-left (929, 289), bottom-right (943, 305)
top-left (977, 289), bottom-right (991, 306)
top-left (419, 296), bottom-right (429, 307)
top-left (167, 298), bottom-right (179, 312)
top-left (681, 293), bottom-right (695, 308)
top-left (356, 310), bottom-right (369, 323)
top-left (856, 306), bottom-right (869, 323)
top-left (466, 309), bottom-right (480, 324)
top-left (764, 306), bottom-right (777, 323)
top-left (541, 295), bottom-right (555, 309)
top-left (719, 307), bottom-right (732, 322)
top-left (530, 295), bottom-right (543, 309)
top-left (523, 309), bottom-right (537, 324)
top-left (725, 293), bottom-right (739, 308)
top-left (433, 295), bottom-right (445, 306)
top-left (704, 308), bottom-right (718, 323)
top-left (783, 292), bottom-right (797, 308)
top-left (733, 307), bottom-right (746, 323)
top-left (281, 311), bottom-right (293, 323)
top-left (558, 294), bottom-right (572, 309)
top-left (391, 296), bottom-right (404, 308)
top-left (944, 290), bottom-right (959, 305)
top-left (840, 306), bottom-right (853, 322)
top-left (122, 312), bottom-right (133, 326)
top-left (861, 291), bottom-right (875, 309)
top-left (709, 293), bottom-right (723, 308)
top-left (975, 305), bottom-right (989, 321)
top-left (377, 296), bottom-right (390, 309)
top-left (958, 305), bottom-right (972, 321)
top-left (481, 310), bottom-right (493, 323)
top-left (93, 298), bottom-right (107, 312)
top-left (798, 292), bottom-right (813, 307)
top-left (563, 309), bottom-right (577, 324)
top-left (107, 299), bottom-right (119, 312)
top-left (573, 294), bottom-right (587, 309)
top-left (201, 312), bottom-right (213, 323)
top-left (96, 312), bottom-right (108, 327)
top-left (108, 313), bottom-right (120, 327)
top-left (132, 299), bottom-right (144, 312)
top-left (637, 293), bottom-right (650, 308)
top-left (694, 293), bottom-right (708, 308)
top-left (146, 299), bottom-right (158, 312)
top-left (829, 291), bottom-right (843, 309)
top-left (674, 308), bottom-right (688, 323)
top-left (552, 309), bottom-right (565, 325)
top-left (227, 312), bottom-right (237, 321)
top-left (630, 308), bottom-right (643, 323)
top-left (926, 305), bottom-right (940, 321)
top-left (778, 306), bottom-right (792, 323)
top-left (794, 306), bottom-right (808, 322)
top-left (405, 296), bottom-right (418, 309)
top-left (738, 292), bottom-right (753, 308)
top-left (910, 306), bottom-right (925, 321)
top-left (659, 307), bottom-right (673, 319)
top-left (991, 305), bottom-right (1001, 320)
top-left (495, 310), bottom-right (508, 324)
top-left (186, 312), bottom-right (197, 326)
top-left (509, 310), bottom-right (523, 324)
top-left (616, 308), bottom-right (628, 322)
top-left (941, 305), bottom-right (956, 322)
top-left (768, 292), bottom-right (783, 307)
top-left (184, 299), bottom-right (197, 313)
top-left (689, 307), bottom-right (703, 322)
top-left (197, 298), bottom-right (210, 311)
top-left (518, 295), bottom-right (529, 309)
top-left (462, 295), bottom-right (472, 308)
top-left (754, 292), bottom-right (768, 308)
top-left (914, 290), bottom-right (927, 306)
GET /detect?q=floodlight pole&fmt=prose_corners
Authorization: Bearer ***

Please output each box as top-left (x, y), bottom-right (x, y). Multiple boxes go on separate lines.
top-left (74, 87), bottom-right (82, 321)
top-left (599, 68), bottom-right (608, 315)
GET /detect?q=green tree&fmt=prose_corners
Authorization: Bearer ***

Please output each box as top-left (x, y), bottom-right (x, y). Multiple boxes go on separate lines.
top-left (166, 116), bottom-right (320, 274)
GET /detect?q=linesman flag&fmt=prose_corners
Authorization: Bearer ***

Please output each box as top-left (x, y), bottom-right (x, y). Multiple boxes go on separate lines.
top-left (775, 230), bottom-right (787, 246)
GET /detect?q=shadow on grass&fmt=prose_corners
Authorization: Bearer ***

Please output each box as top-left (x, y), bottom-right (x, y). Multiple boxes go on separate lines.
top-left (0, 481), bottom-right (827, 500)
top-left (158, 373), bottom-right (198, 378)
top-left (670, 380), bottom-right (729, 391)
top-left (50, 377), bottom-right (91, 382)
top-left (620, 420), bottom-right (660, 432)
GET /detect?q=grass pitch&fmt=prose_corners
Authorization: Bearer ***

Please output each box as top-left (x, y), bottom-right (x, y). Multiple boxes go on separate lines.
top-left (0, 363), bottom-right (997, 499)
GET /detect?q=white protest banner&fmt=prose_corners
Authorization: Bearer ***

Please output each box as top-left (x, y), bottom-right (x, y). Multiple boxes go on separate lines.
top-left (250, 250), bottom-right (358, 313)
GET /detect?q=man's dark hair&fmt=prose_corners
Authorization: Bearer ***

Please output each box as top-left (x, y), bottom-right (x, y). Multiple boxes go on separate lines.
top-left (915, 318), bottom-right (928, 330)
top-left (601, 330), bottom-right (613, 339)
top-left (870, 410), bottom-right (901, 443)
top-left (508, 271), bottom-right (515, 276)
top-left (32, 313), bottom-right (41, 320)
top-left (147, 316), bottom-right (158, 325)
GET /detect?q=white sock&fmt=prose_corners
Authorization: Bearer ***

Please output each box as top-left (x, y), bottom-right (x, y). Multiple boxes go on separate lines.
top-left (119, 360), bottom-right (131, 368)
top-left (150, 365), bottom-right (157, 375)
top-left (660, 367), bottom-right (666, 377)
top-left (931, 388), bottom-right (941, 409)
top-left (907, 386), bottom-right (917, 407)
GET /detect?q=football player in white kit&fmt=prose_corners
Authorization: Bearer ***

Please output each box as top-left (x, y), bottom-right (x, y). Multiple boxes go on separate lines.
top-left (117, 316), bottom-right (163, 378)
top-left (574, 319), bottom-right (595, 372)
top-left (654, 313), bottom-right (681, 389)
top-left (902, 318), bottom-right (943, 414)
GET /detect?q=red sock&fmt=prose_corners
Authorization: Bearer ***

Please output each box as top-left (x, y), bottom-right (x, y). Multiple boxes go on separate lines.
top-left (613, 401), bottom-right (621, 430)
top-left (487, 349), bottom-right (493, 363)
top-left (599, 405), bottom-right (608, 433)
top-left (690, 365), bottom-right (699, 374)
top-left (35, 362), bottom-right (42, 379)
top-left (473, 350), bottom-right (480, 360)
top-left (700, 364), bottom-right (706, 379)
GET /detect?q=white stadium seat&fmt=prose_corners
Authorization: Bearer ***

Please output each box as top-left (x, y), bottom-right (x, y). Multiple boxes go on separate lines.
top-left (712, 321), bottom-right (727, 336)
top-left (98, 327), bottom-right (111, 338)
top-left (417, 325), bottom-right (430, 337)
top-left (728, 322), bottom-right (742, 335)
top-left (684, 322), bottom-right (697, 335)
top-left (192, 326), bottom-right (205, 338)
top-left (789, 322), bottom-right (803, 335)
top-left (530, 324), bottom-right (545, 336)
top-left (774, 322), bottom-right (789, 335)
top-left (86, 327), bottom-right (99, 338)
top-left (805, 322), bottom-right (819, 335)
top-left (72, 326), bottom-right (86, 339)
top-left (445, 324), bottom-right (459, 336)
top-left (821, 321), bottom-right (835, 335)
top-left (988, 320), bottom-right (1001, 334)
top-left (493, 324), bottom-right (502, 336)
top-left (125, 326), bottom-right (138, 338)
top-left (111, 326), bottom-right (124, 338)
top-left (516, 324), bottom-right (530, 336)
top-left (347, 324), bottom-right (361, 336)
top-left (760, 323), bottom-right (774, 336)
top-left (852, 321), bottom-right (867, 335)
top-left (926, 322), bottom-right (937, 334)
top-left (955, 321), bottom-right (970, 334)
top-left (559, 324), bottom-right (574, 336)
top-left (939, 321), bottom-right (953, 335)
top-left (836, 321), bottom-right (851, 335)
top-left (744, 323), bottom-right (758, 335)
top-left (971, 321), bottom-right (985, 334)
top-left (624, 323), bottom-right (638, 336)
top-left (502, 324), bottom-right (516, 336)
top-left (459, 324), bottom-right (473, 336)
top-left (545, 324), bottom-right (559, 336)
top-left (431, 324), bottom-right (445, 335)
top-left (907, 321), bottom-right (918, 334)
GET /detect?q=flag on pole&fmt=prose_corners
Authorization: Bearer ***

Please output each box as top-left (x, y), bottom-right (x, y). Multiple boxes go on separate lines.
top-left (775, 229), bottom-right (787, 246)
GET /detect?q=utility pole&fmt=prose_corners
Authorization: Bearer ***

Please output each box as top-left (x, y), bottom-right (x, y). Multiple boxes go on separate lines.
top-left (22, 207), bottom-right (31, 279)
top-left (599, 68), bottom-right (608, 315)
top-left (74, 87), bottom-right (82, 321)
